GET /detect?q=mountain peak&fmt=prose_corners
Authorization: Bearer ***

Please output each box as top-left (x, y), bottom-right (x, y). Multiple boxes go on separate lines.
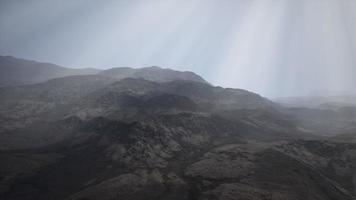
top-left (99, 66), bottom-right (208, 84)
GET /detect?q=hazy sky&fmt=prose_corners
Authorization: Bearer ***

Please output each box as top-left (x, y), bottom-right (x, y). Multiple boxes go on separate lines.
top-left (0, 0), bottom-right (355, 97)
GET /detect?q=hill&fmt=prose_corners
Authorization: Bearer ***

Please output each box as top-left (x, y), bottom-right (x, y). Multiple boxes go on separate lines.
top-left (0, 55), bottom-right (100, 86)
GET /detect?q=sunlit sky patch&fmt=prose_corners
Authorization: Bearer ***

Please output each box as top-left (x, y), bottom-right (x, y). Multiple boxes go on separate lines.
top-left (0, 0), bottom-right (355, 97)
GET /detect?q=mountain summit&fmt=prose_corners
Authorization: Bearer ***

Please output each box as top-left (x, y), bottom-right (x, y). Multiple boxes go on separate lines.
top-left (99, 66), bottom-right (208, 84)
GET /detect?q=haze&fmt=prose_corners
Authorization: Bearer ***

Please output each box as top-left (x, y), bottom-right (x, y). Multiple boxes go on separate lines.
top-left (0, 0), bottom-right (355, 97)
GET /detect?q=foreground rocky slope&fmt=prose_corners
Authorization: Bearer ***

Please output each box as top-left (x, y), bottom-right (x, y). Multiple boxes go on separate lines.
top-left (2, 132), bottom-right (355, 200)
top-left (0, 61), bottom-right (355, 200)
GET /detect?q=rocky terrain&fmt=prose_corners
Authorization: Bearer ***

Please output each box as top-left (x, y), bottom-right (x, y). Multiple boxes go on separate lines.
top-left (0, 56), bottom-right (355, 200)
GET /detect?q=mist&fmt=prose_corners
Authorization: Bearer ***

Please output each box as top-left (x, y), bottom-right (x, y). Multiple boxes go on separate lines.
top-left (2, 1), bottom-right (356, 200)
top-left (1, 0), bottom-right (356, 97)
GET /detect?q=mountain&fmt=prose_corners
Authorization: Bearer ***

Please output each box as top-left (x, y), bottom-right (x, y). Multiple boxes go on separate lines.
top-left (0, 56), bottom-right (208, 87)
top-left (99, 66), bottom-right (208, 84)
top-left (275, 95), bottom-right (356, 109)
top-left (0, 75), bottom-right (278, 150)
top-left (275, 95), bottom-right (356, 136)
top-left (70, 78), bottom-right (275, 119)
top-left (0, 58), bottom-right (356, 200)
top-left (0, 55), bottom-right (100, 87)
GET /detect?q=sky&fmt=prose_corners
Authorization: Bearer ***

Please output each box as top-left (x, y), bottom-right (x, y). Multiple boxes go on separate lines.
top-left (0, 0), bottom-right (355, 97)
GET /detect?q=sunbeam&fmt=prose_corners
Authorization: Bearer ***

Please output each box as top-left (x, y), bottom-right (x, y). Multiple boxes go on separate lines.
top-left (1, 1), bottom-right (356, 199)
top-left (0, 0), bottom-right (356, 97)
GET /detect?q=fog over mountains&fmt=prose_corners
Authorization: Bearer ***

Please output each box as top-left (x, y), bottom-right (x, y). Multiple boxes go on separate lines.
top-left (1, 0), bottom-right (355, 199)
top-left (2, 0), bottom-right (356, 97)
top-left (0, 56), bottom-right (356, 200)
top-left (0, 56), bottom-right (100, 87)
top-left (0, 56), bottom-right (210, 87)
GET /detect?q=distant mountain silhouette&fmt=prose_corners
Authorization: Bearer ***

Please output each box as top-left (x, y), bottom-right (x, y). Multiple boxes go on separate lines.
top-left (0, 56), bottom-right (208, 87)
top-left (275, 95), bottom-right (356, 109)
top-left (0, 55), bottom-right (100, 86)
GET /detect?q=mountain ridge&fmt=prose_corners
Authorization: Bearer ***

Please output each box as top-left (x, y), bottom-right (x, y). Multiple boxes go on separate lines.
top-left (0, 55), bottom-right (100, 86)
top-left (0, 55), bottom-right (209, 87)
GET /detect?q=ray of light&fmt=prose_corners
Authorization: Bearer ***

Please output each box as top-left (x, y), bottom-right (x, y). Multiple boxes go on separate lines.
top-left (0, 0), bottom-right (356, 97)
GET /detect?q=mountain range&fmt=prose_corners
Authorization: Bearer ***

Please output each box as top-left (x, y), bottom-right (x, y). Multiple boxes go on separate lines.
top-left (0, 56), bottom-right (355, 200)
top-left (0, 56), bottom-right (207, 87)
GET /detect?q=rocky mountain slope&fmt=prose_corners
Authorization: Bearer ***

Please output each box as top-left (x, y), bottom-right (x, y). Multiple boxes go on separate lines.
top-left (0, 74), bottom-right (277, 149)
top-left (0, 58), bottom-right (355, 200)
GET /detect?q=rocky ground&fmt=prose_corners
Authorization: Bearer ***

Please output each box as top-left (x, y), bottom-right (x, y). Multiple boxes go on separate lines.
top-left (0, 60), bottom-right (355, 200)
